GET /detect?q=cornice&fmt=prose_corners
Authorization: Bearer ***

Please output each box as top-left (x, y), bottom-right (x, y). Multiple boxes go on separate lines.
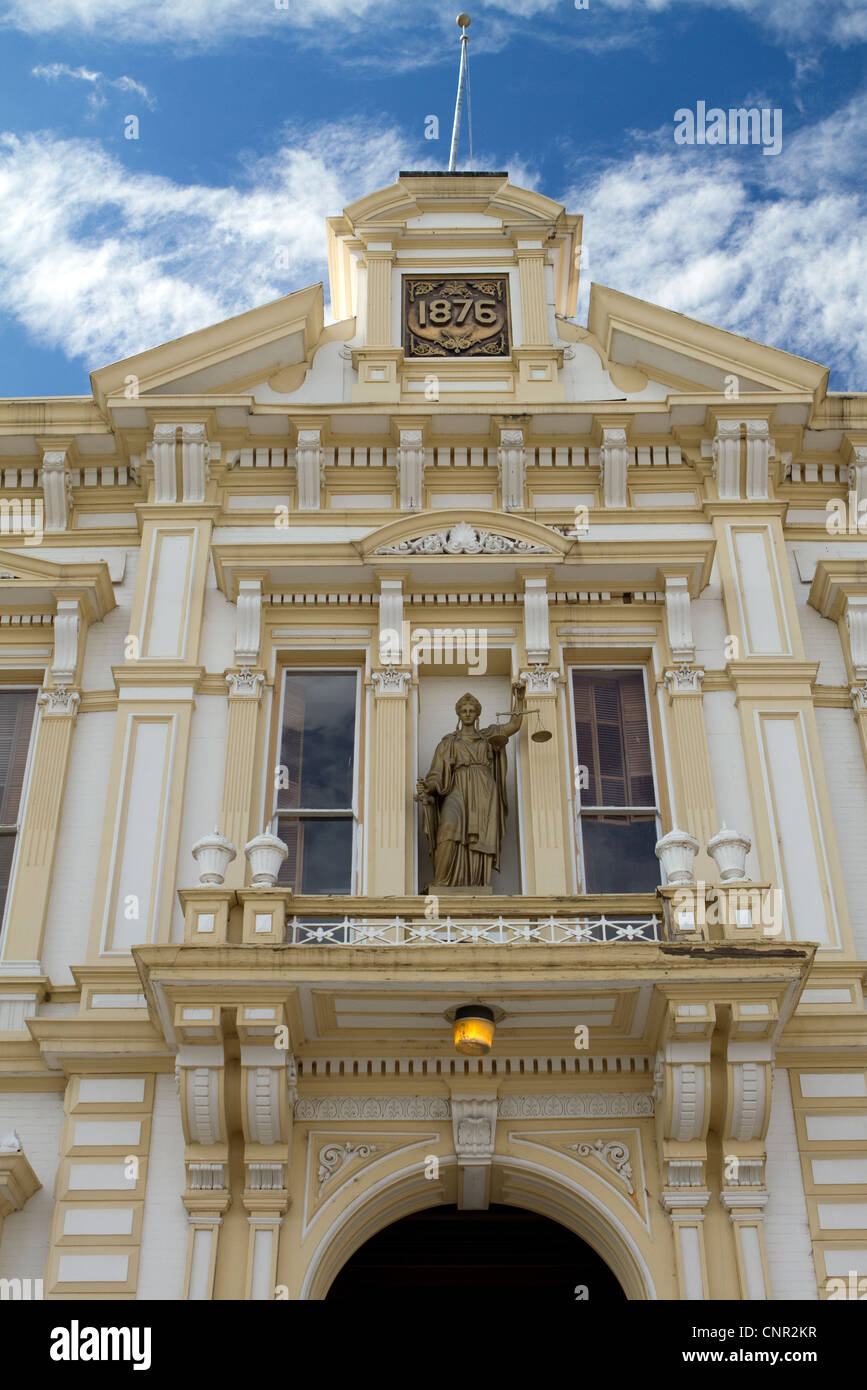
top-left (808, 558), bottom-right (867, 621)
top-left (725, 660), bottom-right (820, 694)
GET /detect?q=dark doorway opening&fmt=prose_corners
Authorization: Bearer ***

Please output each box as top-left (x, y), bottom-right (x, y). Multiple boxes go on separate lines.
top-left (325, 1203), bottom-right (627, 1301)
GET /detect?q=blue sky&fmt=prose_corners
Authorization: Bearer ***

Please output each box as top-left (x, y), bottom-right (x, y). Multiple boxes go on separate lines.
top-left (0, 0), bottom-right (865, 396)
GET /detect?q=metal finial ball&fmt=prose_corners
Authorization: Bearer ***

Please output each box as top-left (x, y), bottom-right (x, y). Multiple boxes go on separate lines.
top-left (457, 13), bottom-right (471, 27)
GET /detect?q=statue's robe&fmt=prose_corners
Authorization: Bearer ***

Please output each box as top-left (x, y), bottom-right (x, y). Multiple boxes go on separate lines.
top-left (421, 727), bottom-right (509, 886)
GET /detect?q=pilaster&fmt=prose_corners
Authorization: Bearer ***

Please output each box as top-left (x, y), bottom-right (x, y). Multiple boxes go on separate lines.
top-left (1, 594), bottom-right (87, 970)
top-left (518, 666), bottom-right (568, 894)
top-left (220, 580), bottom-right (266, 888)
top-left (515, 244), bottom-right (548, 346)
top-left (661, 665), bottom-right (717, 883)
top-left (369, 666), bottom-right (412, 894)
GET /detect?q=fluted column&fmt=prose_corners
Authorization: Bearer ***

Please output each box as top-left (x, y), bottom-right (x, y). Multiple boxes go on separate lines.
top-left (518, 666), bottom-right (568, 893)
top-left (516, 245), bottom-right (548, 345)
top-left (220, 673), bottom-right (265, 887)
top-left (1, 593), bottom-right (86, 971)
top-left (369, 668), bottom-right (412, 894)
top-left (662, 667), bottom-right (717, 882)
top-left (365, 249), bottom-right (393, 346)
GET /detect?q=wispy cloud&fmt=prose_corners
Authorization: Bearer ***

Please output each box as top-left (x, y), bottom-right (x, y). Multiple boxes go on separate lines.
top-left (2, 0), bottom-right (866, 51)
top-left (0, 120), bottom-right (416, 367)
top-left (563, 92), bottom-right (867, 387)
top-left (31, 63), bottom-right (155, 114)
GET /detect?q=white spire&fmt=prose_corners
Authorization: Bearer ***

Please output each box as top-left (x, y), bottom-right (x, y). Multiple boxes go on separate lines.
top-left (448, 13), bottom-right (472, 172)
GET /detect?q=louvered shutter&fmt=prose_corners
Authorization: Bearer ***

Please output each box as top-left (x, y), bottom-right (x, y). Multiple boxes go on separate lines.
top-left (572, 671), bottom-right (654, 809)
top-left (0, 691), bottom-right (37, 826)
top-left (619, 672), bottom-right (655, 807)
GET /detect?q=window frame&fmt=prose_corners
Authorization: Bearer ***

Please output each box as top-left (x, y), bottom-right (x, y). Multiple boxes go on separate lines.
top-left (270, 664), bottom-right (363, 896)
top-left (0, 684), bottom-right (41, 933)
top-left (567, 663), bottom-right (662, 894)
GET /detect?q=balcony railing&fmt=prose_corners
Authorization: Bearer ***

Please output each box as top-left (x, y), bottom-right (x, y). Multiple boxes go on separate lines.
top-left (283, 894), bottom-right (662, 946)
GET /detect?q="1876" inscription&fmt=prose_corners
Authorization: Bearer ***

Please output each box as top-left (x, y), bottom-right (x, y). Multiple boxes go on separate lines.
top-left (403, 276), bottom-right (510, 359)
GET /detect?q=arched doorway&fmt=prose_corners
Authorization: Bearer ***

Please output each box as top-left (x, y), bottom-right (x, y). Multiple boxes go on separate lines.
top-left (325, 1203), bottom-right (627, 1301)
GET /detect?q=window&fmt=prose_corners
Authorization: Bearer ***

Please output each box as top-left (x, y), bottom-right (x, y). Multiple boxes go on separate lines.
top-left (273, 670), bottom-right (360, 894)
top-left (0, 689), bottom-right (38, 923)
top-left (570, 669), bottom-right (659, 893)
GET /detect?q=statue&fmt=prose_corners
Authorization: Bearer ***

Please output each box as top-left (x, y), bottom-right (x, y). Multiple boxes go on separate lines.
top-left (415, 684), bottom-right (526, 889)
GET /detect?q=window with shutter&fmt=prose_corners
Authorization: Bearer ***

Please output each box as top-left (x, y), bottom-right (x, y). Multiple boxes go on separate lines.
top-left (571, 670), bottom-right (659, 893)
top-left (0, 689), bottom-right (38, 925)
top-left (273, 670), bottom-right (359, 901)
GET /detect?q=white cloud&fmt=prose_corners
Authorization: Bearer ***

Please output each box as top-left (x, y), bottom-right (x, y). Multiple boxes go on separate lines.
top-left (2, 0), bottom-right (865, 49)
top-left (0, 121), bottom-right (414, 367)
top-left (563, 107), bottom-right (867, 386)
top-left (32, 62), bottom-right (155, 111)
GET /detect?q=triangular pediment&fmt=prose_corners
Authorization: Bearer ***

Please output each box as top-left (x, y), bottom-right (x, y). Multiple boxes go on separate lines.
top-left (0, 550), bottom-right (115, 620)
top-left (90, 282), bottom-right (325, 407)
top-left (588, 283), bottom-right (828, 399)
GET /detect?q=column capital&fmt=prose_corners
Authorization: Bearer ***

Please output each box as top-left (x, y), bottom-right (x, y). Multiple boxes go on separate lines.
top-left (519, 664), bottom-right (559, 696)
top-left (371, 666), bottom-right (412, 698)
top-left (226, 669), bottom-right (265, 698)
top-left (664, 664), bottom-right (705, 696)
top-left (37, 686), bottom-right (80, 717)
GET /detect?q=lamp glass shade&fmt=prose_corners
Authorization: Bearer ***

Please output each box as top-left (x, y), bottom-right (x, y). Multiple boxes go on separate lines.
top-left (453, 1006), bottom-right (495, 1055)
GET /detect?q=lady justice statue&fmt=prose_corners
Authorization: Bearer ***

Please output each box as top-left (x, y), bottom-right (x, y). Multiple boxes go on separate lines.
top-left (415, 683), bottom-right (527, 889)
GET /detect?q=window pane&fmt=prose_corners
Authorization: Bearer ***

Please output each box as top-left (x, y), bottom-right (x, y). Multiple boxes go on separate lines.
top-left (0, 690), bottom-right (37, 826)
top-left (277, 817), bottom-right (354, 893)
top-left (580, 814), bottom-right (659, 893)
top-left (278, 672), bottom-right (357, 810)
top-left (572, 671), bottom-right (655, 808)
top-left (0, 833), bottom-right (14, 922)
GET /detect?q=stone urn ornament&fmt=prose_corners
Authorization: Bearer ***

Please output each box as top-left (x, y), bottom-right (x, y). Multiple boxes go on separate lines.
top-left (244, 832), bottom-right (289, 887)
top-left (707, 824), bottom-right (751, 881)
top-left (191, 829), bottom-right (236, 886)
top-left (654, 828), bottom-right (700, 885)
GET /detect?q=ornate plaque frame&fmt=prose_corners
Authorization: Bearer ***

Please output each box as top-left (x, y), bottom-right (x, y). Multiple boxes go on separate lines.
top-left (403, 275), bottom-right (511, 359)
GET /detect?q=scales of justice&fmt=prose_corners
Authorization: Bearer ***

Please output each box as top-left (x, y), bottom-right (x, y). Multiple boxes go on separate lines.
top-left (415, 682), bottom-right (550, 893)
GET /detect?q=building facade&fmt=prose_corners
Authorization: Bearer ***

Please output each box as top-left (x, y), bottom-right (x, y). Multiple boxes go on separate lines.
top-left (0, 170), bottom-right (866, 1301)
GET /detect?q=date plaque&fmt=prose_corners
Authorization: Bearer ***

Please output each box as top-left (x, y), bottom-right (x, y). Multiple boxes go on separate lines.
top-left (403, 276), bottom-right (510, 359)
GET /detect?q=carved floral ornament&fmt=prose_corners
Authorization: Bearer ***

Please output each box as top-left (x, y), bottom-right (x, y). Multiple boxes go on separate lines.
top-left (374, 521), bottom-right (553, 557)
top-left (572, 1138), bottom-right (635, 1194)
top-left (317, 1141), bottom-right (377, 1193)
